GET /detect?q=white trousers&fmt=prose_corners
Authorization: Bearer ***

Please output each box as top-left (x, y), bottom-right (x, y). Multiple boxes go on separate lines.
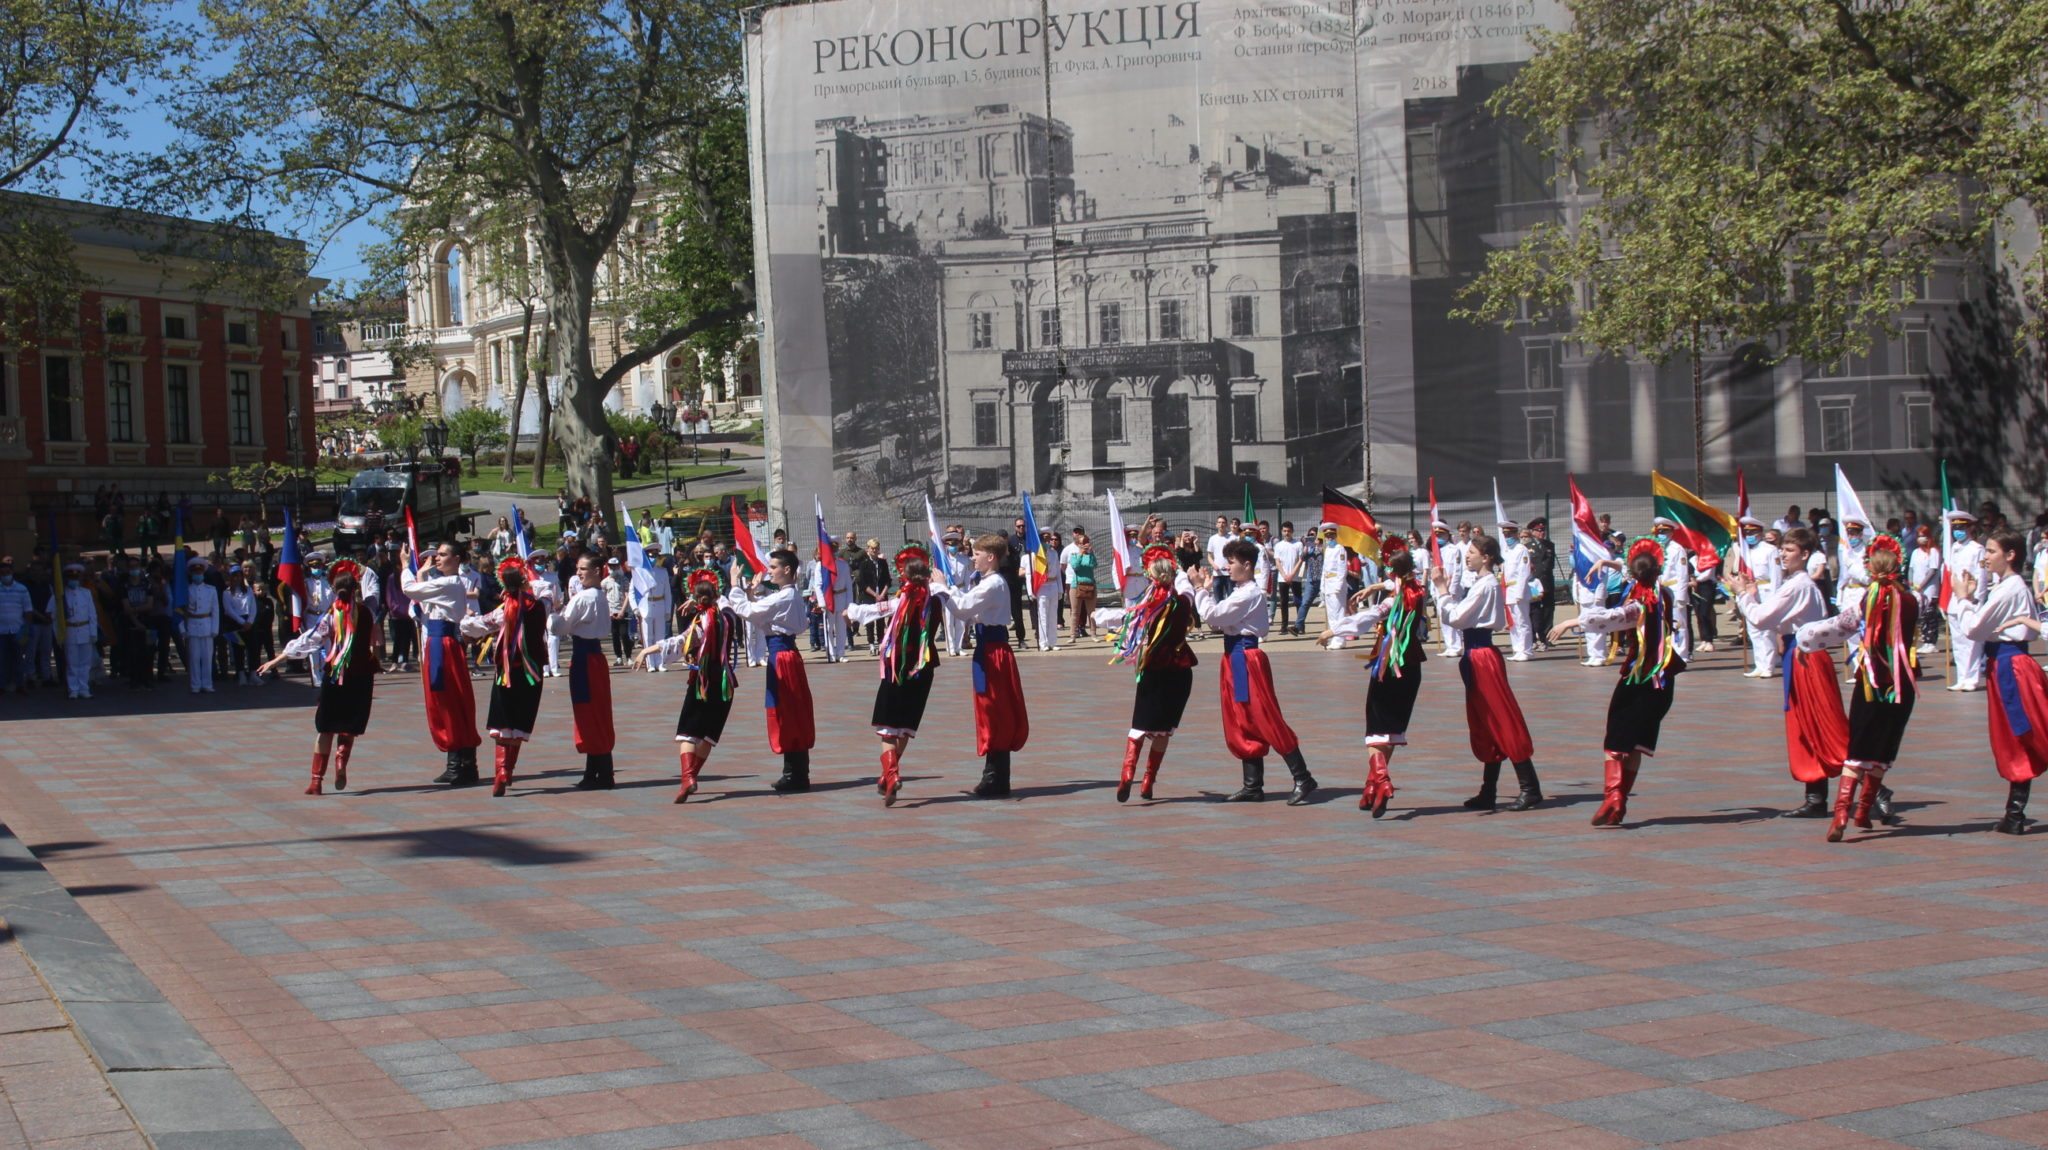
top-left (1506, 596), bottom-right (1533, 657)
top-left (1746, 619), bottom-right (1779, 674)
top-left (641, 603), bottom-right (671, 670)
top-left (944, 611), bottom-right (965, 656)
top-left (1033, 587), bottom-right (1060, 650)
top-left (746, 618), bottom-right (766, 665)
top-left (821, 606), bottom-right (848, 660)
top-left (545, 631), bottom-right (562, 674)
top-left (1950, 613), bottom-right (1984, 688)
top-left (65, 639), bottom-right (94, 695)
top-left (187, 636), bottom-right (214, 691)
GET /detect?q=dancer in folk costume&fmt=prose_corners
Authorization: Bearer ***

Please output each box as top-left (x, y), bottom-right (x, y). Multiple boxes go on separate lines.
top-left (727, 548), bottom-right (818, 791)
top-left (402, 542), bottom-right (484, 785)
top-left (1730, 527), bottom-right (1849, 817)
top-left (459, 559), bottom-right (549, 796)
top-left (1797, 535), bottom-right (1917, 841)
top-left (845, 545), bottom-right (946, 806)
top-left (557, 552), bottom-right (619, 790)
top-left (931, 534), bottom-right (1031, 797)
top-left (1320, 536), bottom-right (1428, 817)
top-left (1094, 545), bottom-right (1198, 803)
top-left (1192, 538), bottom-right (1318, 804)
top-left (1430, 534), bottom-right (1543, 810)
top-left (1955, 530), bottom-right (2048, 834)
top-left (639, 571), bottom-right (743, 802)
top-left (261, 561), bottom-right (380, 795)
top-left (1550, 539), bottom-right (1684, 827)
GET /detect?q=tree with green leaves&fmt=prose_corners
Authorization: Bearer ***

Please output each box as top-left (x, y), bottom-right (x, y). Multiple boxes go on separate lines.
top-left (211, 460), bottom-right (310, 528)
top-left (444, 405), bottom-right (507, 475)
top-left (155, 0), bottom-right (756, 517)
top-left (1458, 0), bottom-right (2048, 489)
top-left (378, 413), bottom-right (423, 465)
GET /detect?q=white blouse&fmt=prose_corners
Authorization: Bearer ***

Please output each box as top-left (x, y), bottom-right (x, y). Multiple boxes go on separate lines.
top-left (1963, 573), bottom-right (2041, 644)
top-left (726, 582), bottom-right (808, 635)
top-left (934, 571), bottom-right (1012, 627)
top-left (1195, 577), bottom-right (1269, 637)
top-left (1737, 571), bottom-right (1826, 636)
top-left (400, 567), bottom-right (471, 624)
top-left (1435, 573), bottom-right (1506, 631)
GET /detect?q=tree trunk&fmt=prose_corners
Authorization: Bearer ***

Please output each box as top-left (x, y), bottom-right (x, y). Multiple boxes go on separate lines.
top-left (531, 324), bottom-right (554, 490)
top-left (544, 256), bottom-right (616, 514)
top-left (502, 303), bottom-right (531, 483)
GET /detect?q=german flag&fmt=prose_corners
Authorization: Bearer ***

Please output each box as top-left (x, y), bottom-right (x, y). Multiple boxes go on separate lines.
top-left (1650, 471), bottom-right (1737, 559)
top-left (1321, 486), bottom-right (1381, 561)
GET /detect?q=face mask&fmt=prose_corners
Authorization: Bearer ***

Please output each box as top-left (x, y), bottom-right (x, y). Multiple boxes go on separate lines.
top-left (1655, 531), bottom-right (1672, 542)
top-left (65, 579), bottom-right (78, 589)
top-left (1953, 529), bottom-right (1968, 543)
top-left (0, 573), bottom-right (12, 584)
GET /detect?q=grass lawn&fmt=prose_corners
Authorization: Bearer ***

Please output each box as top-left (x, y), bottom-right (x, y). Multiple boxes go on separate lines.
top-left (512, 486), bottom-right (768, 550)
top-left (315, 461), bottom-right (738, 498)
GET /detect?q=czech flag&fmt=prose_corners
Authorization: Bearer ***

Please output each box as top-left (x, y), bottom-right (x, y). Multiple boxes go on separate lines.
top-left (1320, 485), bottom-right (1380, 562)
top-left (1569, 475), bottom-right (1611, 592)
top-left (277, 506), bottom-right (308, 629)
top-left (1019, 490), bottom-right (1049, 593)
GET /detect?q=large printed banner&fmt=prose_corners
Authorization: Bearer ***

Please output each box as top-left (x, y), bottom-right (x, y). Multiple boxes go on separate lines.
top-left (751, 0), bottom-right (1951, 530)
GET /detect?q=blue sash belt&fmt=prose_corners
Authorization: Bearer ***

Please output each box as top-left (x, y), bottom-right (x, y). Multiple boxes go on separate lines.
top-left (425, 619), bottom-right (457, 690)
top-left (1223, 634), bottom-right (1259, 703)
top-left (1781, 634), bottom-right (1795, 713)
top-left (973, 624), bottom-right (1008, 693)
top-left (1459, 628), bottom-right (1493, 655)
top-left (764, 634), bottom-right (796, 709)
top-left (569, 636), bottom-right (602, 704)
top-left (1988, 639), bottom-right (2033, 737)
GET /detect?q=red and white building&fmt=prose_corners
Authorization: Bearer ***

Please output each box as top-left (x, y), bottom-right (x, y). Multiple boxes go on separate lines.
top-left (0, 194), bottom-right (322, 558)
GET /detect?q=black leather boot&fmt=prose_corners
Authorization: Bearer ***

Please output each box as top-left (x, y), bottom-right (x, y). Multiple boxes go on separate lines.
top-left (1783, 778), bottom-right (1830, 818)
top-left (1873, 784), bottom-right (1900, 825)
top-left (972, 750), bottom-right (1011, 797)
top-left (1281, 749), bottom-right (1317, 806)
top-left (772, 750), bottom-right (812, 792)
top-left (1505, 760), bottom-right (1544, 811)
top-left (433, 750), bottom-right (463, 785)
top-left (593, 753), bottom-right (616, 789)
top-left (1227, 758), bottom-right (1265, 802)
top-left (575, 752), bottom-right (605, 790)
top-left (440, 748), bottom-right (480, 787)
top-left (1464, 761), bottom-right (1501, 810)
top-left (1995, 781), bottom-right (2030, 835)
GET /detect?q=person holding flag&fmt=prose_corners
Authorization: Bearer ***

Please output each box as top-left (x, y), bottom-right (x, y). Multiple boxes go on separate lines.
top-left (1017, 494), bottom-right (1059, 652)
top-left (1491, 482), bottom-right (1536, 662)
top-left (1650, 471), bottom-right (1740, 661)
top-left (1954, 529), bottom-right (2048, 835)
top-left (459, 558), bottom-right (551, 796)
top-left (1549, 537), bottom-right (1686, 827)
top-left (1944, 509), bottom-right (1988, 692)
top-left (729, 497), bottom-right (770, 667)
top-left (638, 571), bottom-right (743, 802)
top-left (1568, 476), bottom-right (1618, 667)
top-left (930, 533), bottom-right (1031, 797)
top-left (726, 547), bottom-right (817, 791)
top-left (1192, 537), bottom-right (1318, 805)
top-left (528, 546), bottom-right (564, 675)
top-left (844, 544), bottom-right (948, 806)
top-left (260, 559), bottom-right (380, 794)
top-left (1430, 532), bottom-right (1542, 811)
top-left (1796, 535), bottom-right (1917, 841)
top-left (1093, 544), bottom-right (1198, 803)
top-left (402, 539), bottom-right (484, 786)
top-left (1736, 514), bottom-right (1782, 677)
top-left (623, 512), bottom-right (673, 672)
top-left (1729, 527), bottom-right (1849, 817)
top-left (555, 551), bottom-right (621, 790)
top-left (1319, 534), bottom-right (1428, 818)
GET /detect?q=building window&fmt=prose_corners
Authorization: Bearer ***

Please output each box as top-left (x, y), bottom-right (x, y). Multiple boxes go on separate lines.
top-left (1097, 302), bottom-right (1122, 345)
top-left (1525, 406), bottom-right (1558, 461)
top-left (167, 365), bottom-right (193, 443)
top-left (1818, 396), bottom-right (1854, 453)
top-left (108, 361), bottom-right (135, 442)
top-left (1903, 393), bottom-right (1933, 450)
top-left (1046, 399), bottom-right (1067, 445)
top-left (104, 306), bottom-right (130, 335)
top-left (1231, 393), bottom-right (1257, 443)
top-left (973, 400), bottom-right (999, 446)
top-left (970, 311), bottom-right (995, 350)
top-left (1104, 397), bottom-right (1125, 443)
top-left (1904, 329), bottom-right (1931, 376)
top-left (1525, 344), bottom-right (1555, 390)
top-left (335, 382), bottom-right (350, 400)
top-left (1286, 373), bottom-right (1323, 438)
top-left (279, 323), bottom-right (295, 351)
top-left (1037, 308), bottom-right (1062, 347)
top-left (44, 357), bottom-right (77, 442)
top-left (1228, 295), bottom-right (1256, 338)
top-left (230, 370), bottom-right (255, 445)
top-left (164, 313), bottom-right (189, 339)
top-left (1158, 298), bottom-right (1184, 341)
top-left (313, 324), bottom-right (328, 346)
top-left (1342, 364), bottom-right (1364, 426)
top-left (227, 320), bottom-right (252, 346)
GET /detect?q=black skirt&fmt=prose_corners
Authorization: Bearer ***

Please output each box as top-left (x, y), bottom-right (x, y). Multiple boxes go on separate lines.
top-left (1847, 690), bottom-right (1914, 763)
top-left (872, 670), bottom-right (937, 732)
top-left (678, 692), bottom-right (736, 743)
top-left (486, 676), bottom-right (544, 737)
top-left (1364, 664), bottom-right (1423, 740)
top-left (313, 666), bottom-right (376, 735)
top-left (1131, 666), bottom-right (1193, 733)
top-left (1603, 677), bottom-right (1676, 755)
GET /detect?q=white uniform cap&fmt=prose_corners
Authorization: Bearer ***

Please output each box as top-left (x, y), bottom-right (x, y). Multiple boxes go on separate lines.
top-left (1498, 519), bottom-right (1519, 531)
top-left (1946, 509), bottom-right (1976, 523)
top-left (1652, 516), bottom-right (1678, 529)
top-left (1738, 514), bottom-right (1765, 527)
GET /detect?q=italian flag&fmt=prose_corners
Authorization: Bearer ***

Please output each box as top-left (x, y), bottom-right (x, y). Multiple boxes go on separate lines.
top-left (1650, 471), bottom-right (1737, 559)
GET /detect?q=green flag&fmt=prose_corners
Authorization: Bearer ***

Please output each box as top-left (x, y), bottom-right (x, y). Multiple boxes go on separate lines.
top-left (1241, 482), bottom-right (1254, 526)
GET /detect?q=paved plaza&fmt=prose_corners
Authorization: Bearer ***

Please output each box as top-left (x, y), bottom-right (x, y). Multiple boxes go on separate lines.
top-left (4, 633), bottom-right (2048, 1150)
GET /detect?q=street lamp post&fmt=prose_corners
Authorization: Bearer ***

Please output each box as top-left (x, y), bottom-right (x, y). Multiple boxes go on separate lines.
top-left (286, 400), bottom-right (303, 523)
top-left (422, 418), bottom-right (447, 470)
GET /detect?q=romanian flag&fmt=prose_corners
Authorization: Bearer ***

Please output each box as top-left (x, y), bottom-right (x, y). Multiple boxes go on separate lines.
top-left (1320, 486), bottom-right (1380, 562)
top-left (1019, 490), bottom-right (1050, 593)
top-left (1650, 471), bottom-right (1737, 560)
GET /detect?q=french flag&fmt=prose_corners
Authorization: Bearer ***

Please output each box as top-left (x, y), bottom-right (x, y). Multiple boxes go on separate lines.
top-left (1569, 475), bottom-right (1611, 592)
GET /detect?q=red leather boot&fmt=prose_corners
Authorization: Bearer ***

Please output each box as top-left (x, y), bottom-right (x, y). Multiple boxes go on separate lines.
top-left (1117, 737), bottom-right (1143, 803)
top-left (880, 746), bottom-right (902, 807)
top-left (1362, 748), bottom-right (1394, 818)
top-left (493, 743), bottom-right (519, 797)
top-left (1827, 771), bottom-right (1861, 843)
top-left (305, 752), bottom-right (327, 795)
top-left (1140, 736), bottom-right (1168, 800)
top-left (674, 749), bottom-right (699, 803)
top-left (1853, 765), bottom-right (1885, 830)
top-left (1613, 756), bottom-right (1640, 826)
top-left (332, 735), bottom-right (354, 791)
top-left (1592, 754), bottom-right (1625, 826)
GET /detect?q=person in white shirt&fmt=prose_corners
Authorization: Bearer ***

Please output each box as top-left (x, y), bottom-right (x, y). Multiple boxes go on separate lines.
top-left (59, 563), bottom-right (100, 699)
top-left (1943, 510), bottom-right (1988, 691)
top-left (727, 548), bottom-right (817, 791)
top-left (805, 549), bottom-right (852, 663)
top-left (1430, 521), bottom-right (1471, 657)
top-left (529, 547), bottom-right (564, 676)
top-left (637, 546), bottom-right (674, 671)
top-left (1955, 529), bottom-right (2048, 834)
top-left (1271, 523), bottom-right (1306, 636)
top-left (1190, 538), bottom-right (1317, 805)
top-left (222, 566), bottom-right (258, 685)
top-left (930, 534), bottom-right (1031, 797)
top-left (1735, 517), bottom-right (1782, 676)
top-left (401, 541), bottom-right (484, 786)
top-left (1430, 533), bottom-right (1541, 811)
top-left (260, 562), bottom-right (380, 794)
top-left (459, 560), bottom-right (552, 795)
top-left (1651, 517), bottom-right (1694, 660)
top-left (1907, 526), bottom-right (1943, 654)
top-left (1206, 516), bottom-right (1233, 569)
top-left (601, 557), bottom-right (636, 665)
top-left (1022, 532), bottom-right (1061, 651)
top-left (1730, 527), bottom-right (1847, 818)
top-left (1498, 520), bottom-right (1534, 660)
top-left (1774, 505), bottom-right (1804, 535)
top-left (1318, 527), bottom-right (1351, 647)
top-left (178, 558), bottom-right (220, 693)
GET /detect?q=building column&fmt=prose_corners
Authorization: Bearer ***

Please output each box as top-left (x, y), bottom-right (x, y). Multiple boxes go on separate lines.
top-left (1774, 356), bottom-right (1806, 477)
top-left (1629, 357), bottom-right (1659, 476)
top-left (1188, 386), bottom-right (1222, 484)
top-left (1009, 380), bottom-right (1041, 493)
top-left (1122, 389), bottom-right (1156, 497)
top-left (1703, 356), bottom-right (1734, 476)
top-left (1561, 352), bottom-right (1592, 473)
top-left (1063, 384), bottom-right (1095, 494)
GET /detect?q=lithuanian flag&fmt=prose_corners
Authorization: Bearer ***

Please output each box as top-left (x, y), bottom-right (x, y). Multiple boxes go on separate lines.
top-left (1650, 471), bottom-right (1737, 559)
top-left (1320, 486), bottom-right (1381, 561)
